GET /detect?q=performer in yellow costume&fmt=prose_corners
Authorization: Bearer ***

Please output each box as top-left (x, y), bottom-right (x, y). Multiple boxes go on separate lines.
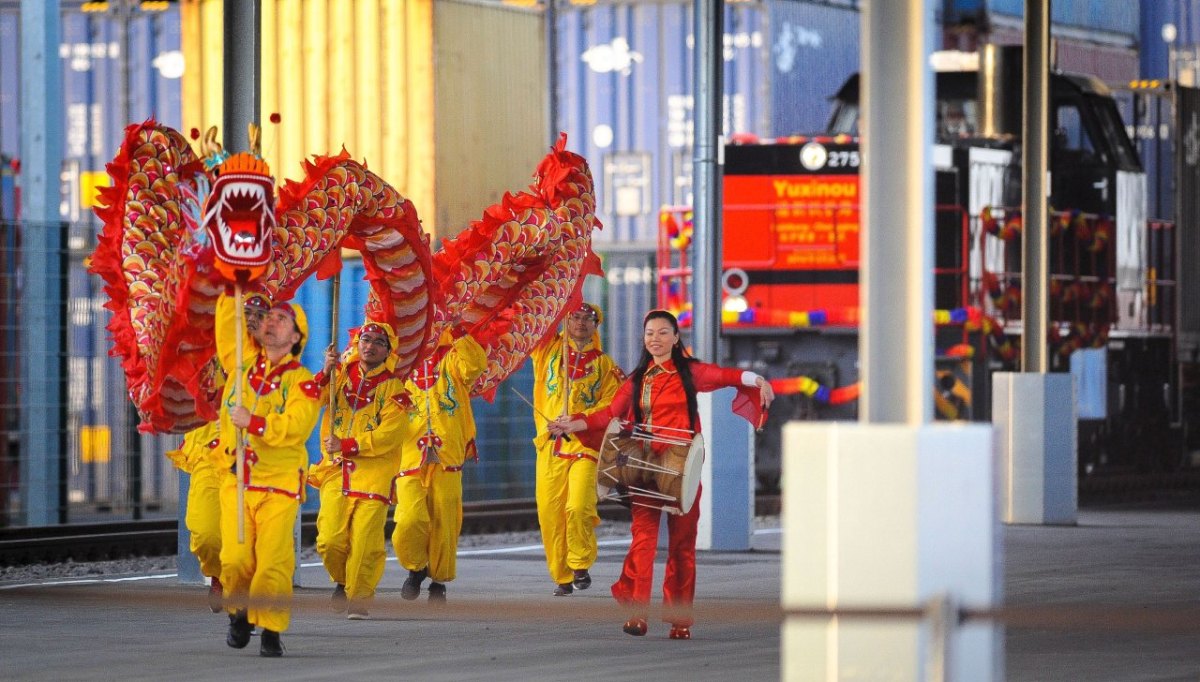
top-left (309, 320), bottom-right (410, 620)
top-left (219, 302), bottom-right (321, 657)
top-left (391, 327), bottom-right (487, 603)
top-left (531, 303), bottom-right (623, 595)
top-left (165, 292), bottom-right (270, 612)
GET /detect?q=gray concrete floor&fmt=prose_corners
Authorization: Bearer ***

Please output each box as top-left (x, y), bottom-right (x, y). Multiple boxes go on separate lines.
top-left (2, 504), bottom-right (1200, 681)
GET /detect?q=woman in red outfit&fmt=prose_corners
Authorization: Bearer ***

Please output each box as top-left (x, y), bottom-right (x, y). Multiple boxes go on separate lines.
top-left (549, 310), bottom-right (774, 640)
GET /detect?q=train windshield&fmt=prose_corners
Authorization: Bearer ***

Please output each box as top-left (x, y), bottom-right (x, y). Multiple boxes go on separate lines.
top-left (1088, 94), bottom-right (1141, 170)
top-left (827, 101), bottom-right (860, 136)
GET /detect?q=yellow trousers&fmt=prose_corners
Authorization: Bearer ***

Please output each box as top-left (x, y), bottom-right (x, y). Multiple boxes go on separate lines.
top-left (219, 477), bottom-right (299, 633)
top-left (391, 466), bottom-right (462, 583)
top-left (315, 480), bottom-right (390, 605)
top-left (185, 464), bottom-right (223, 580)
top-left (535, 446), bottom-right (600, 584)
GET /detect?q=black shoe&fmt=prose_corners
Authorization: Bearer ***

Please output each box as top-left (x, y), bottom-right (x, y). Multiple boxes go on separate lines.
top-left (401, 568), bottom-right (427, 601)
top-left (207, 577), bottom-right (223, 613)
top-left (331, 583), bottom-right (347, 612)
top-left (553, 582), bottom-right (574, 596)
top-left (572, 569), bottom-right (592, 590)
top-left (428, 582), bottom-right (447, 604)
top-left (259, 629), bottom-right (283, 657)
top-left (226, 610), bottom-right (251, 649)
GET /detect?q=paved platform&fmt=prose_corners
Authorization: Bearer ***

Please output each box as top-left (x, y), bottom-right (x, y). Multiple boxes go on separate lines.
top-left (3, 504), bottom-right (1200, 681)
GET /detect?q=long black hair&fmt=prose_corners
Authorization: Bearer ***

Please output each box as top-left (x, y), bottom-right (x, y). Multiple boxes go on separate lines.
top-left (630, 310), bottom-right (699, 432)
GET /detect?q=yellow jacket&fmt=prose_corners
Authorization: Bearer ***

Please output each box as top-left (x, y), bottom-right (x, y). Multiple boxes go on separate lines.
top-left (309, 360), bottom-right (409, 500)
top-left (205, 292), bottom-right (268, 473)
top-left (217, 350), bottom-right (321, 498)
top-left (165, 420), bottom-right (221, 475)
top-left (531, 332), bottom-right (623, 455)
top-left (180, 291), bottom-right (257, 473)
top-left (398, 333), bottom-right (487, 471)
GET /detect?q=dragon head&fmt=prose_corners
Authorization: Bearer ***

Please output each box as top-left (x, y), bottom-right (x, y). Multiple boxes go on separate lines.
top-left (201, 152), bottom-right (276, 281)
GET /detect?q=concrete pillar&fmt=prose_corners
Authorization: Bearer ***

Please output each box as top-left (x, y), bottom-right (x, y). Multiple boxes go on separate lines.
top-left (18, 0), bottom-right (64, 526)
top-left (176, 474), bottom-right (203, 583)
top-left (993, 373), bottom-right (1077, 524)
top-left (781, 423), bottom-right (1002, 680)
top-left (781, 0), bottom-right (999, 678)
top-left (695, 388), bottom-right (753, 551)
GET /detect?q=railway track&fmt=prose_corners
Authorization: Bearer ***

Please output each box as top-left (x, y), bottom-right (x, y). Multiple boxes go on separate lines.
top-left (0, 496), bottom-right (782, 567)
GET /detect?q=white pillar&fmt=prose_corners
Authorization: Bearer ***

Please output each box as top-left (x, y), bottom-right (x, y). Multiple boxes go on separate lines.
top-left (781, 0), bottom-right (1000, 678)
top-left (176, 475), bottom-right (203, 583)
top-left (993, 372), bottom-right (1077, 524)
top-left (781, 423), bottom-right (1002, 681)
top-left (695, 388), bottom-right (753, 551)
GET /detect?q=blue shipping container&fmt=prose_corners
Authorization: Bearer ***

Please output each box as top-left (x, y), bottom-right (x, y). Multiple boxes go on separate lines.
top-left (554, 0), bottom-right (860, 376)
top-left (767, 0), bottom-right (860, 137)
top-left (0, 12), bottom-right (16, 160)
top-left (555, 0), bottom-right (863, 245)
top-left (0, 6), bottom-right (182, 215)
top-left (953, 0), bottom-right (1139, 40)
top-left (555, 0), bottom-right (769, 244)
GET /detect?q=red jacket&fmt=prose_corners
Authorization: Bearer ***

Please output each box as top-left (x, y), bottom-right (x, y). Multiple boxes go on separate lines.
top-left (575, 359), bottom-right (764, 451)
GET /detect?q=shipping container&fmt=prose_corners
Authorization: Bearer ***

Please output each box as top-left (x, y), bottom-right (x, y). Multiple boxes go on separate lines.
top-left (0, 11), bottom-right (16, 162)
top-left (586, 246), bottom-right (657, 371)
top-left (554, 0), bottom-right (772, 245)
top-left (552, 0), bottom-right (864, 244)
top-left (946, 0), bottom-right (1139, 40)
top-left (767, 0), bottom-right (859, 137)
top-left (0, 2), bottom-right (186, 522)
top-left (1054, 38), bottom-right (1139, 84)
top-left (552, 0), bottom-right (859, 373)
top-left (0, 1), bottom-right (558, 524)
top-left (0, 4), bottom-right (183, 201)
top-left (182, 0), bottom-right (547, 240)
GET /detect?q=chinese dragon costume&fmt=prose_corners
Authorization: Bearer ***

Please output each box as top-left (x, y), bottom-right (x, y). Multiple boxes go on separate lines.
top-left (90, 121), bottom-right (600, 433)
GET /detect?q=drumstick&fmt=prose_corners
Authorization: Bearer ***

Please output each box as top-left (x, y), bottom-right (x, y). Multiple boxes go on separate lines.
top-left (510, 386), bottom-right (573, 442)
top-left (619, 419), bottom-right (695, 436)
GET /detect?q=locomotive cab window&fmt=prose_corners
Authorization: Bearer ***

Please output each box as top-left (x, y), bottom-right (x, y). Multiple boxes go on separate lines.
top-left (826, 101), bottom-right (860, 136)
top-left (937, 99), bottom-right (978, 140)
top-left (1052, 103), bottom-right (1100, 163)
top-left (1089, 95), bottom-right (1141, 171)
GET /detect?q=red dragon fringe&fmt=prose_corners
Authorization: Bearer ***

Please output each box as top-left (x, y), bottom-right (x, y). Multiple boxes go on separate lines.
top-left (91, 121), bottom-right (436, 433)
top-left (432, 133), bottom-right (603, 400)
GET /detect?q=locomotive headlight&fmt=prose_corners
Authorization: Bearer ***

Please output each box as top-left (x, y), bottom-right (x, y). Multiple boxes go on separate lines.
top-left (721, 268), bottom-right (750, 313)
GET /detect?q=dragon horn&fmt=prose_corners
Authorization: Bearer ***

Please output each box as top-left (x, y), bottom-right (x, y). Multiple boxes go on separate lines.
top-left (202, 126), bottom-right (222, 157)
top-left (248, 122), bottom-right (261, 157)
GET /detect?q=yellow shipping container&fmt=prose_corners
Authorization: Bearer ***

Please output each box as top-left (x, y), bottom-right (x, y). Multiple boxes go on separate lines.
top-left (181, 0), bottom-right (547, 239)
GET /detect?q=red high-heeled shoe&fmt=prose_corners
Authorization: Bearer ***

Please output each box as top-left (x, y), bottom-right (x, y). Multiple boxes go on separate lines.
top-left (668, 625), bottom-right (692, 640)
top-left (622, 617), bottom-right (648, 636)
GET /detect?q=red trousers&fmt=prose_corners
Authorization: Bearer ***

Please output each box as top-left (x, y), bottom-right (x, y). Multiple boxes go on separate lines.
top-left (611, 485), bottom-right (702, 627)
